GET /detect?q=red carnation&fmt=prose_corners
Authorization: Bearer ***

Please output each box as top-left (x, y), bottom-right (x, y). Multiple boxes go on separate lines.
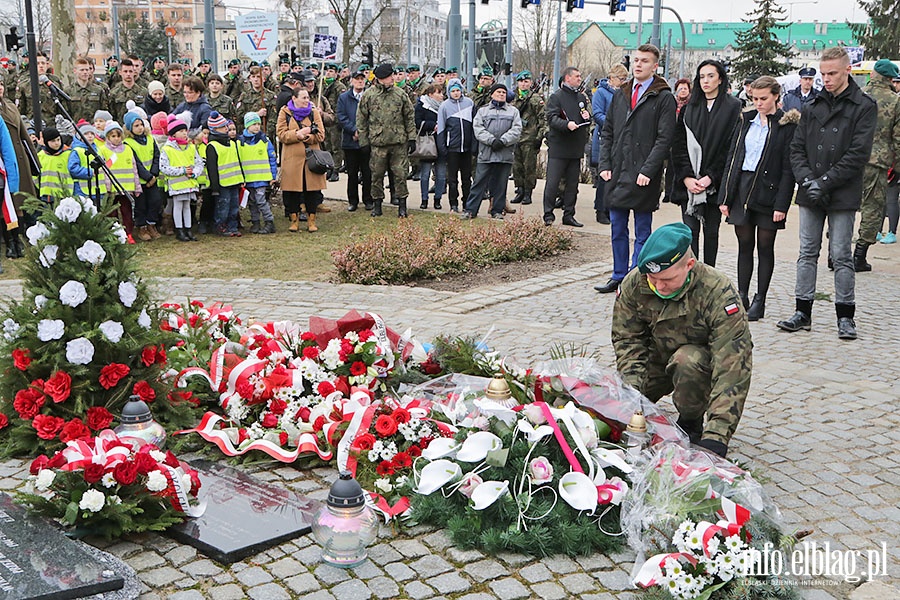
top-left (391, 451), bottom-right (412, 469)
top-left (13, 387), bottom-right (45, 420)
top-left (349, 361), bottom-right (367, 376)
top-left (12, 348), bottom-right (31, 371)
top-left (44, 371), bottom-right (72, 403)
top-left (155, 346), bottom-right (167, 365)
top-left (141, 345), bottom-right (157, 366)
top-left (419, 436), bottom-right (434, 449)
top-left (358, 329), bottom-right (374, 342)
top-left (374, 415), bottom-right (398, 437)
top-left (317, 381), bottom-right (335, 397)
top-left (188, 314), bottom-right (200, 327)
top-left (235, 380), bottom-right (256, 401)
top-left (302, 346), bottom-right (320, 360)
top-left (279, 431), bottom-right (289, 446)
top-left (375, 460), bottom-right (395, 476)
top-left (164, 451), bottom-right (180, 468)
top-left (268, 366), bottom-right (292, 388)
top-left (391, 407), bottom-right (411, 424)
top-left (132, 380), bottom-right (156, 402)
top-left (237, 428), bottom-right (249, 444)
top-left (83, 463), bottom-right (105, 484)
top-left (256, 345), bottom-right (272, 359)
top-left (59, 418), bottom-right (91, 443)
top-left (312, 415), bottom-right (326, 432)
top-left (113, 461), bottom-right (138, 485)
top-left (32, 414), bottom-right (65, 440)
top-left (189, 469), bottom-right (202, 495)
top-left (85, 406), bottom-right (114, 431)
top-left (408, 445), bottom-right (422, 457)
top-left (269, 398), bottom-right (287, 416)
top-left (0, 413), bottom-right (7, 430)
top-left (300, 331), bottom-right (316, 341)
top-left (352, 432), bottom-right (377, 451)
top-left (295, 406), bottom-right (312, 422)
top-left (133, 452), bottom-right (158, 475)
top-left (261, 412), bottom-right (279, 428)
top-left (340, 338), bottom-right (354, 354)
top-left (99, 363), bottom-right (130, 390)
top-left (29, 454), bottom-right (49, 475)
top-left (190, 299), bottom-right (204, 307)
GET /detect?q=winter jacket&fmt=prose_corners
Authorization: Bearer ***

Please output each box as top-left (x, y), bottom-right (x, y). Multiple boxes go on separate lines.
top-left (590, 79), bottom-right (616, 165)
top-left (719, 108), bottom-right (800, 216)
top-left (472, 102), bottom-right (522, 164)
top-left (545, 84), bottom-right (592, 160)
top-left (68, 136), bottom-right (100, 198)
top-left (0, 116), bottom-right (19, 196)
top-left (337, 88), bottom-right (363, 150)
top-left (356, 82), bottom-right (416, 148)
top-left (781, 86), bottom-right (818, 114)
top-left (436, 96), bottom-right (475, 155)
top-left (598, 75), bottom-right (677, 212)
top-left (790, 77), bottom-right (877, 211)
top-left (276, 104), bottom-right (327, 193)
top-left (142, 95), bottom-right (171, 118)
top-left (173, 96), bottom-right (212, 134)
top-left (414, 98), bottom-right (439, 136)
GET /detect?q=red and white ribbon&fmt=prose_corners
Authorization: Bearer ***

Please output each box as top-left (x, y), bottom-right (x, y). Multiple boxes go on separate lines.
top-left (60, 430), bottom-right (131, 471)
top-left (634, 552), bottom-right (699, 587)
top-left (159, 463), bottom-right (207, 517)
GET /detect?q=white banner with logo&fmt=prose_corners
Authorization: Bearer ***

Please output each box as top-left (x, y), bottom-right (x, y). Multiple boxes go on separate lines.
top-left (235, 11), bottom-right (279, 63)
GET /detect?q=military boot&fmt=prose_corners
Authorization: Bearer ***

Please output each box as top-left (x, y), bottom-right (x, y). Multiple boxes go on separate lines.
top-left (853, 242), bottom-right (872, 272)
top-left (398, 197), bottom-right (408, 218)
top-left (510, 188), bottom-right (524, 204)
top-left (521, 192), bottom-right (533, 205)
top-left (371, 200), bottom-right (383, 217)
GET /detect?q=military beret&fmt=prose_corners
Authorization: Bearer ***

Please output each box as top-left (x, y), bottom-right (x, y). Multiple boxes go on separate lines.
top-left (340, 63), bottom-right (348, 69)
top-left (324, 62), bottom-right (338, 70)
top-left (479, 67), bottom-right (494, 77)
top-left (407, 64), bottom-right (420, 72)
top-left (516, 70), bottom-right (533, 81)
top-left (373, 63), bottom-right (394, 79)
top-left (874, 59), bottom-right (899, 80)
top-left (433, 67), bottom-right (446, 75)
top-left (307, 62), bottom-right (319, 69)
top-left (279, 56), bottom-right (290, 65)
top-left (637, 223), bottom-right (693, 274)
top-left (446, 66), bottom-right (458, 73)
top-left (108, 54), bottom-right (119, 61)
top-left (798, 66), bottom-right (816, 78)
top-left (199, 59), bottom-right (212, 65)
top-left (154, 56), bottom-right (166, 62)
top-left (358, 64), bottom-right (370, 72)
top-left (228, 59), bottom-right (241, 67)
top-left (394, 65), bottom-right (405, 74)
top-left (249, 60), bottom-right (259, 67)
top-left (292, 59), bottom-right (304, 67)
top-left (261, 60), bottom-right (270, 67)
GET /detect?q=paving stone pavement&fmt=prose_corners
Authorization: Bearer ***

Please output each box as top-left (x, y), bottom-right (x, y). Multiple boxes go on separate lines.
top-left (0, 240), bottom-right (898, 600)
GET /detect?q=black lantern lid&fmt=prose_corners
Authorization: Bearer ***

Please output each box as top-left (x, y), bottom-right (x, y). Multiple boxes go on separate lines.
top-left (327, 471), bottom-right (365, 508)
top-left (120, 395), bottom-right (152, 425)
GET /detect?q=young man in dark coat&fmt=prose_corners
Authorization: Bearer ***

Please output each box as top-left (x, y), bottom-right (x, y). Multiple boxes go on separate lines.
top-left (596, 44), bottom-right (677, 293)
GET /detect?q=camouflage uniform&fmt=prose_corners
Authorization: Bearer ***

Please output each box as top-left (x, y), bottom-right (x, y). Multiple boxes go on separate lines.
top-left (510, 88), bottom-right (546, 197)
top-left (166, 84), bottom-right (185, 110)
top-left (468, 85), bottom-right (493, 113)
top-left (322, 78), bottom-right (347, 169)
top-left (611, 262), bottom-right (753, 446)
top-left (18, 72), bottom-right (61, 129)
top-left (236, 85), bottom-right (278, 142)
top-left (106, 68), bottom-right (121, 89)
top-left (68, 79), bottom-right (111, 124)
top-left (108, 81), bottom-right (147, 122)
top-left (148, 69), bottom-right (167, 84)
top-left (264, 75), bottom-right (279, 93)
top-left (207, 93), bottom-right (236, 122)
top-left (357, 82), bottom-right (416, 203)
top-left (224, 73), bottom-right (245, 101)
top-left (858, 75), bottom-right (900, 246)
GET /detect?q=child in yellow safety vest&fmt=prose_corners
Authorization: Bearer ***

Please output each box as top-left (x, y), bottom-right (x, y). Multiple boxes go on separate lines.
top-left (37, 128), bottom-right (73, 204)
top-left (68, 122), bottom-right (107, 203)
top-left (205, 111), bottom-right (244, 237)
top-left (124, 109), bottom-right (163, 241)
top-left (159, 114), bottom-right (203, 241)
top-left (238, 112), bottom-right (277, 234)
top-left (100, 121), bottom-right (147, 243)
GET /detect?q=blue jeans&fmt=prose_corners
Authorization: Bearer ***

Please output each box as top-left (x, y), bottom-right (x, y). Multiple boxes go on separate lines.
top-left (419, 160), bottom-right (447, 204)
top-left (609, 208), bottom-right (653, 281)
top-left (214, 185), bottom-right (241, 233)
top-left (464, 162), bottom-right (513, 217)
top-left (796, 206), bottom-right (855, 305)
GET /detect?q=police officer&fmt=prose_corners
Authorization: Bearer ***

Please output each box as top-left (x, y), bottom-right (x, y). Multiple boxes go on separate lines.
top-left (782, 66), bottom-right (819, 113)
top-left (611, 222), bottom-right (752, 458)
top-left (357, 62), bottom-right (416, 218)
top-left (70, 56), bottom-right (111, 124)
top-left (509, 70), bottom-right (545, 205)
top-left (109, 59), bottom-right (147, 121)
top-left (322, 62), bottom-right (347, 178)
top-left (224, 59), bottom-right (245, 99)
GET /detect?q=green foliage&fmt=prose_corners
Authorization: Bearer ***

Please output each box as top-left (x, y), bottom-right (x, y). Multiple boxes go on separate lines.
top-left (331, 215), bottom-right (573, 284)
top-left (731, 0), bottom-right (794, 79)
top-left (431, 336), bottom-right (497, 377)
top-left (850, 0), bottom-right (900, 59)
top-left (118, 14), bottom-right (179, 64)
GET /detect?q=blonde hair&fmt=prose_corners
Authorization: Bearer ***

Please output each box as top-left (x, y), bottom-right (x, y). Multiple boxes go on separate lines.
top-left (821, 47), bottom-right (850, 64)
top-left (608, 64), bottom-right (628, 80)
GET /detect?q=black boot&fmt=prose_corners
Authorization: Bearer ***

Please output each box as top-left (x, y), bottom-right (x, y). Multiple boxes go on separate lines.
top-left (4, 233), bottom-right (14, 259)
top-left (521, 193), bottom-right (533, 206)
top-left (836, 303), bottom-right (857, 340)
top-left (12, 231), bottom-right (24, 258)
top-left (740, 293), bottom-right (750, 310)
top-left (511, 188), bottom-right (523, 204)
top-left (746, 294), bottom-right (765, 321)
top-left (853, 242), bottom-right (872, 272)
top-left (397, 197), bottom-right (408, 218)
top-left (420, 199), bottom-right (428, 210)
top-left (249, 221), bottom-right (261, 234)
top-left (186, 228), bottom-right (198, 241)
top-left (175, 228), bottom-right (190, 242)
top-left (371, 200), bottom-right (383, 217)
top-left (777, 299), bottom-right (812, 332)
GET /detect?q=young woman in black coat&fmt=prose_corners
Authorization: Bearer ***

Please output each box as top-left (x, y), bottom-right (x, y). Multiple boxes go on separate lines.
top-left (719, 76), bottom-right (800, 320)
top-left (414, 84), bottom-right (447, 209)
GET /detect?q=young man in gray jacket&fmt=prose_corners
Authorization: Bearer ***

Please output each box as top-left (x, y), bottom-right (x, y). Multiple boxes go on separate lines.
top-left (461, 83), bottom-right (522, 219)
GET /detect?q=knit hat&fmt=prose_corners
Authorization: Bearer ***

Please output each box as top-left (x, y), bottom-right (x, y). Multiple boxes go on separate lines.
top-left (77, 120), bottom-right (100, 137)
top-left (207, 111), bottom-right (228, 130)
top-left (104, 121), bottom-right (123, 136)
top-left (447, 78), bottom-right (463, 93)
top-left (147, 80), bottom-right (165, 95)
top-left (150, 112), bottom-right (168, 135)
top-left (873, 59), bottom-right (899, 80)
top-left (489, 82), bottom-right (507, 96)
top-left (123, 110), bottom-right (143, 132)
top-left (637, 223), bottom-right (693, 274)
top-left (125, 99), bottom-right (148, 120)
top-left (93, 109), bottom-right (113, 122)
top-left (167, 114), bottom-right (188, 136)
top-left (42, 127), bottom-right (60, 144)
top-left (244, 112), bottom-right (262, 128)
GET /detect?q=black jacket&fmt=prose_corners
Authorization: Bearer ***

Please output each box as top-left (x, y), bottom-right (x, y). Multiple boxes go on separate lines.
top-left (414, 98), bottom-right (439, 136)
top-left (790, 78), bottom-right (877, 211)
top-left (598, 75), bottom-right (677, 212)
top-left (544, 85), bottom-right (592, 160)
top-left (719, 108), bottom-right (799, 215)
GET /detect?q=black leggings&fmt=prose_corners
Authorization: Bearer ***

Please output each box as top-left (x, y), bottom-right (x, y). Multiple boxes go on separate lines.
top-left (283, 190), bottom-right (320, 215)
top-left (735, 224), bottom-right (777, 299)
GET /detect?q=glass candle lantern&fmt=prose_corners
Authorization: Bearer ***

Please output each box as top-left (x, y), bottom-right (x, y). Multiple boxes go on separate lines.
top-left (113, 395), bottom-right (167, 449)
top-left (623, 410), bottom-right (650, 458)
top-left (311, 471), bottom-right (379, 568)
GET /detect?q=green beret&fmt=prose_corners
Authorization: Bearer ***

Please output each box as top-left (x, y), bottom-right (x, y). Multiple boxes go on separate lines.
top-left (479, 67), bottom-right (494, 77)
top-left (339, 63), bottom-right (348, 69)
top-left (407, 64), bottom-right (420, 72)
top-left (324, 62), bottom-right (338, 70)
top-left (307, 62), bottom-right (318, 69)
top-left (446, 66), bottom-right (458, 73)
top-left (228, 59), bottom-right (241, 67)
top-left (108, 54), bottom-right (119, 61)
top-left (154, 56), bottom-right (166, 62)
top-left (199, 59), bottom-right (212, 65)
top-left (433, 67), bottom-right (446, 75)
top-left (279, 57), bottom-right (290, 65)
top-left (516, 70), bottom-right (533, 81)
top-left (260, 60), bottom-right (270, 67)
top-left (874, 59), bottom-right (899, 80)
top-left (292, 59), bottom-right (303, 67)
top-left (358, 64), bottom-right (370, 71)
top-left (637, 223), bottom-right (693, 274)
top-left (394, 65), bottom-right (404, 73)
top-left (249, 60), bottom-right (259, 67)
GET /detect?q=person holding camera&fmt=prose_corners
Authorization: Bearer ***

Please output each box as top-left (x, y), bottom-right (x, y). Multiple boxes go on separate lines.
top-left (277, 87), bottom-right (327, 232)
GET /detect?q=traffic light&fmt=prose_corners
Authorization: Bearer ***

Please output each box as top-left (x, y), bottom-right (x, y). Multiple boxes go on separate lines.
top-left (481, 0), bottom-right (489, 4)
top-left (290, 46), bottom-right (298, 64)
top-left (521, 0), bottom-right (529, 7)
top-left (363, 43), bottom-right (374, 67)
top-left (608, 0), bottom-right (617, 16)
top-left (566, 0), bottom-right (576, 12)
top-left (5, 27), bottom-right (23, 52)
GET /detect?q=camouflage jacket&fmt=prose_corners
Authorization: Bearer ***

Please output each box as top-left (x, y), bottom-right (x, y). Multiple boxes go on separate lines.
top-left (166, 84), bottom-right (185, 110)
top-left (68, 80), bottom-right (111, 124)
top-left (109, 81), bottom-right (147, 122)
top-left (863, 76), bottom-right (900, 170)
top-left (236, 86), bottom-right (278, 139)
top-left (469, 85), bottom-right (493, 113)
top-left (322, 79), bottom-right (347, 117)
top-left (357, 82), bottom-right (415, 147)
top-left (149, 69), bottom-right (167, 84)
top-left (510, 88), bottom-right (546, 143)
top-left (207, 93), bottom-right (236, 122)
top-left (264, 75), bottom-right (279, 93)
top-left (17, 72), bottom-right (60, 128)
top-left (224, 73), bottom-right (245, 100)
top-left (106, 68), bottom-right (121, 89)
top-left (611, 262), bottom-right (752, 435)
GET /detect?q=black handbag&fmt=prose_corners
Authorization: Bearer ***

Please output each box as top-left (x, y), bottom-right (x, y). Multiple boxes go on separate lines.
top-left (305, 147), bottom-right (334, 174)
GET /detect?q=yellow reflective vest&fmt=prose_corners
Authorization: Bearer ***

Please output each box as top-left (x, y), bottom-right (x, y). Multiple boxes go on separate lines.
top-left (162, 144), bottom-right (200, 194)
top-left (98, 144), bottom-right (138, 193)
top-left (208, 140), bottom-right (244, 187)
top-left (237, 139), bottom-right (271, 184)
top-left (38, 150), bottom-right (74, 200)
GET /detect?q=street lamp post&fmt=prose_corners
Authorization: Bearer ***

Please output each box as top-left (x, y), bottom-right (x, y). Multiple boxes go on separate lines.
top-left (784, 0), bottom-right (818, 65)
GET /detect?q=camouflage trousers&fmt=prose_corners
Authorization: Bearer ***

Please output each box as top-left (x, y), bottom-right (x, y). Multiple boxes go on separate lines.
top-left (369, 143), bottom-right (409, 201)
top-left (326, 125), bottom-right (344, 170)
top-left (857, 164), bottom-right (888, 246)
top-left (640, 344), bottom-right (742, 445)
top-left (513, 142), bottom-right (539, 192)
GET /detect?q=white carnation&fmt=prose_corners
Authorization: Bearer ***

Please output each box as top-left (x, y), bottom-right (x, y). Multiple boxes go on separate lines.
top-left (373, 478), bottom-right (393, 493)
top-left (66, 337), bottom-right (95, 365)
top-left (138, 309), bottom-right (152, 330)
top-left (34, 295), bottom-right (48, 310)
top-left (38, 244), bottom-right (58, 267)
top-left (2, 318), bottom-right (21, 341)
top-left (78, 489), bottom-right (106, 512)
top-left (26, 222), bottom-right (50, 246)
top-left (99, 320), bottom-right (124, 343)
top-left (75, 240), bottom-right (106, 265)
top-left (146, 470), bottom-right (168, 492)
top-left (149, 450), bottom-right (166, 462)
top-left (55, 197), bottom-right (83, 223)
top-left (77, 196), bottom-right (98, 215)
top-left (108, 494), bottom-right (122, 505)
top-left (111, 223), bottom-right (128, 244)
top-left (118, 281), bottom-right (138, 308)
top-left (101, 472), bottom-right (117, 488)
top-left (59, 281), bottom-right (88, 308)
top-left (37, 319), bottom-right (65, 341)
top-left (181, 473), bottom-right (193, 493)
top-left (35, 469), bottom-right (56, 491)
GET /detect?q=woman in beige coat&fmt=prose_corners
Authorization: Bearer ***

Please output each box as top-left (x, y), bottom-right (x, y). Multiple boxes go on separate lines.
top-left (276, 87), bottom-right (327, 232)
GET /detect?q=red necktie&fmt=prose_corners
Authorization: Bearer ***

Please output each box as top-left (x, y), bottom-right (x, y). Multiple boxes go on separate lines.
top-left (631, 84), bottom-right (640, 110)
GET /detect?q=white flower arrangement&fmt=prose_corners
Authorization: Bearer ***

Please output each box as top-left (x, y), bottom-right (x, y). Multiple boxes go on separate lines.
top-left (2, 318), bottom-right (21, 341)
top-left (34, 295), bottom-right (48, 310)
top-left (111, 223), bottom-right (128, 244)
top-left (59, 281), bottom-right (88, 308)
top-left (77, 196), bottom-right (98, 215)
top-left (99, 320), bottom-right (124, 343)
top-left (78, 489), bottom-right (106, 513)
top-left (145, 470), bottom-right (168, 492)
top-left (65, 337), bottom-right (95, 365)
top-left (118, 281), bottom-right (138, 308)
top-left (75, 240), bottom-right (106, 265)
top-left (26, 222), bottom-right (50, 246)
top-left (39, 244), bottom-right (59, 267)
top-left (37, 319), bottom-right (65, 342)
top-left (55, 197), bottom-right (83, 223)
top-left (35, 469), bottom-right (56, 491)
top-left (138, 308), bottom-right (152, 329)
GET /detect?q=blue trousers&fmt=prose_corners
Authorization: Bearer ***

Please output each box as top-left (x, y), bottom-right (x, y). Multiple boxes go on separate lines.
top-left (214, 185), bottom-right (241, 233)
top-left (609, 208), bottom-right (653, 281)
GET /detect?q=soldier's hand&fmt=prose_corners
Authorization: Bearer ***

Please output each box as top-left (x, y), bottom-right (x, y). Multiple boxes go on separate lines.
top-left (533, 138), bottom-right (543, 149)
top-left (407, 140), bottom-right (417, 155)
top-left (258, 108), bottom-right (267, 117)
top-left (599, 170), bottom-right (612, 181)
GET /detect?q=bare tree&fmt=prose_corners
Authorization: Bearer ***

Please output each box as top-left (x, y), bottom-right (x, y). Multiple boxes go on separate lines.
top-left (513, 0), bottom-right (565, 82)
top-left (49, 0), bottom-right (76, 89)
top-left (569, 38), bottom-right (621, 83)
top-left (327, 0), bottom-right (388, 64)
top-left (282, 0), bottom-right (315, 54)
top-left (0, 0), bottom-right (53, 54)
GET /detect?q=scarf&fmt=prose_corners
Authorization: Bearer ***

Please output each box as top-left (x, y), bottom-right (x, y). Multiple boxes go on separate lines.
top-left (242, 129), bottom-right (265, 144)
top-left (420, 95), bottom-right (441, 114)
top-left (287, 99), bottom-right (313, 123)
top-left (168, 136), bottom-right (189, 146)
top-left (682, 94), bottom-right (735, 220)
top-left (105, 138), bottom-right (125, 153)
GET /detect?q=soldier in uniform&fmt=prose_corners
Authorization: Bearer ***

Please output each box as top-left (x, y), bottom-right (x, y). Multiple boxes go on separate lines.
top-left (109, 59), bottom-right (147, 121)
top-left (224, 59), bottom-right (245, 99)
top-left (262, 61), bottom-right (279, 92)
top-left (18, 52), bottom-right (60, 130)
top-left (357, 62), bottom-right (416, 218)
top-left (322, 62), bottom-right (347, 178)
top-left (339, 64), bottom-right (351, 87)
top-left (70, 56), bottom-right (111, 124)
top-left (106, 55), bottom-right (121, 88)
top-left (206, 74), bottom-right (236, 122)
top-left (431, 68), bottom-right (447, 94)
top-left (468, 67), bottom-right (495, 112)
top-left (149, 57), bottom-right (168, 83)
top-left (165, 63), bottom-right (186, 109)
top-left (509, 70), bottom-right (545, 205)
top-left (611, 222), bottom-right (752, 458)
top-left (236, 66), bottom-right (278, 143)
top-left (3, 59), bottom-right (17, 92)
top-left (276, 56), bottom-right (291, 84)
top-left (307, 63), bottom-right (320, 79)
top-left (291, 59), bottom-right (303, 74)
top-left (854, 59), bottom-right (900, 272)
top-left (406, 65), bottom-right (424, 96)
top-left (196, 59), bottom-right (212, 85)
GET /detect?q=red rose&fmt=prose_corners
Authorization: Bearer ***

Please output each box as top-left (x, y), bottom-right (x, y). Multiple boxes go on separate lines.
top-left (85, 406), bottom-right (115, 431)
top-left (261, 412), bottom-right (279, 428)
top-left (312, 415), bottom-right (326, 432)
top-left (132, 380), bottom-right (156, 402)
top-left (279, 431), bottom-right (289, 446)
top-left (99, 363), bottom-right (130, 390)
top-left (374, 415), bottom-right (398, 437)
top-left (268, 366), bottom-right (292, 388)
top-left (302, 346), bottom-right (320, 360)
top-left (391, 451), bottom-right (412, 469)
top-left (352, 432), bottom-right (377, 451)
top-left (0, 413), bottom-right (7, 430)
top-left (392, 407), bottom-right (411, 424)
top-left (13, 387), bottom-right (45, 420)
top-left (133, 452), bottom-right (158, 475)
top-left (408, 445), bottom-right (421, 457)
top-left (164, 451), bottom-right (180, 468)
top-left (113, 461), bottom-right (138, 485)
top-left (32, 414), bottom-right (65, 440)
top-left (59, 418), bottom-right (91, 443)
top-left (237, 428), bottom-right (249, 444)
top-left (141, 345), bottom-right (157, 366)
top-left (295, 406), bottom-right (312, 422)
top-left (300, 331), bottom-right (316, 341)
top-left (12, 348), bottom-right (31, 371)
top-left (358, 329), bottom-right (374, 342)
top-left (317, 381), bottom-right (335, 397)
top-left (29, 454), bottom-right (49, 475)
top-left (44, 371), bottom-right (72, 403)
top-left (349, 361), bottom-right (367, 376)
top-left (421, 358), bottom-right (442, 375)
top-left (375, 460), bottom-right (395, 476)
top-left (269, 398), bottom-right (287, 416)
top-left (47, 453), bottom-right (66, 469)
top-left (83, 463), bottom-right (105, 484)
